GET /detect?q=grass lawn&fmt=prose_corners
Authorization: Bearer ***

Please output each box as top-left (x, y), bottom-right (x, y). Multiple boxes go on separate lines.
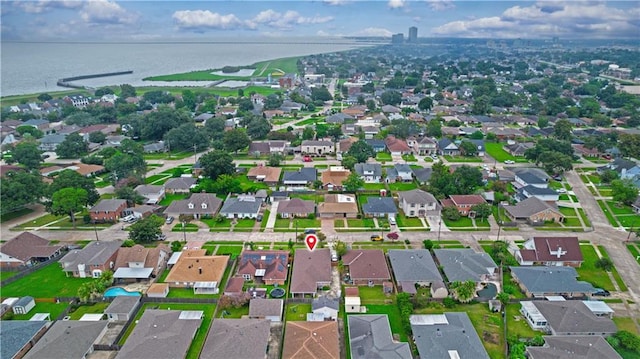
top-left (387, 182), bottom-right (418, 191)
top-left (159, 193), bottom-right (188, 206)
top-left (577, 208), bottom-right (592, 228)
top-left (613, 317), bottom-right (640, 335)
top-left (376, 152), bottom-right (392, 161)
top-left (234, 218), bottom-right (256, 228)
top-left (260, 210), bottom-right (270, 231)
top-left (68, 302), bottom-right (110, 320)
top-left (559, 207), bottom-right (578, 216)
top-left (215, 245), bottom-right (243, 258)
top-left (359, 285), bottom-right (393, 304)
top-left (0, 270), bottom-right (19, 280)
top-left (402, 154), bottom-right (418, 162)
top-left (13, 213), bottom-right (66, 230)
top-left (414, 303), bottom-right (504, 358)
top-left (346, 218), bottom-right (375, 228)
top-left (485, 142), bottom-right (516, 162)
top-left (506, 304), bottom-right (540, 338)
top-left (598, 245), bottom-right (628, 291)
top-left (598, 200), bottom-right (620, 227)
top-left (285, 303), bottom-right (312, 321)
top-left (10, 301), bottom-right (68, 321)
top-left (171, 223), bottom-right (199, 232)
top-left (295, 218), bottom-right (321, 228)
top-left (396, 214), bottom-right (424, 228)
top-left (237, 175), bottom-right (269, 191)
top-left (576, 245), bottom-right (615, 291)
top-left (167, 288), bottom-right (217, 298)
top-left (363, 183), bottom-right (386, 190)
top-left (0, 207), bottom-right (34, 222)
top-left (145, 174), bottom-right (171, 185)
top-left (334, 219), bottom-right (345, 228)
top-left (503, 271), bottom-right (526, 299)
top-left (443, 155), bottom-right (483, 162)
top-left (274, 218), bottom-right (291, 229)
top-left (219, 305), bottom-right (249, 318)
top-left (1, 262), bottom-right (93, 298)
top-left (563, 217), bottom-right (582, 227)
top-left (443, 217), bottom-right (474, 227)
top-left (627, 244), bottom-right (640, 265)
top-left (118, 302), bottom-right (215, 359)
top-left (607, 202), bottom-right (635, 216)
top-left (201, 217), bottom-right (232, 230)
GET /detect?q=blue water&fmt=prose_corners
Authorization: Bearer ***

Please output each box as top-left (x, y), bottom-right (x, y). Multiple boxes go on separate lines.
top-left (104, 287), bottom-right (141, 297)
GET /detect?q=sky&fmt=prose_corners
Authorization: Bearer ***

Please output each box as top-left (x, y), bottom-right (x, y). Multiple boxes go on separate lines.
top-left (2, 0), bottom-right (639, 41)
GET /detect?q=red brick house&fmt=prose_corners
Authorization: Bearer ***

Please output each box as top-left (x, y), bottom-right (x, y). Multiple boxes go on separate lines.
top-left (341, 249), bottom-right (391, 286)
top-left (89, 199), bottom-right (128, 223)
top-left (440, 195), bottom-right (487, 216)
top-left (236, 250), bottom-right (289, 285)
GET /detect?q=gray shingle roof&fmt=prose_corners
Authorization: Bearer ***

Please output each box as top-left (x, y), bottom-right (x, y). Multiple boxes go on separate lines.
top-left (249, 299), bottom-right (283, 318)
top-left (434, 249), bottom-right (497, 282)
top-left (519, 185), bottom-right (558, 196)
top-left (282, 168), bottom-right (317, 183)
top-left (163, 177), bottom-right (197, 190)
top-left (388, 249), bottom-right (443, 283)
top-left (397, 189), bottom-right (436, 205)
top-left (510, 266), bottom-right (595, 295)
top-left (220, 197), bottom-right (261, 215)
top-left (530, 301), bottom-right (617, 335)
top-left (105, 296), bottom-right (140, 315)
top-left (290, 249), bottom-right (331, 294)
top-left (354, 163), bottom-right (382, 177)
top-left (362, 197), bottom-right (397, 215)
top-left (0, 320), bottom-right (50, 359)
top-left (200, 319), bottom-right (271, 359)
top-left (59, 241), bottom-right (122, 271)
top-left (24, 321), bottom-right (108, 359)
top-left (411, 312), bottom-right (490, 359)
top-left (312, 296), bottom-right (339, 311)
top-left (503, 197), bottom-right (562, 219)
top-left (164, 193), bottom-right (222, 216)
top-left (89, 199), bottom-right (127, 212)
top-left (348, 315), bottom-right (412, 359)
top-left (526, 336), bottom-right (622, 359)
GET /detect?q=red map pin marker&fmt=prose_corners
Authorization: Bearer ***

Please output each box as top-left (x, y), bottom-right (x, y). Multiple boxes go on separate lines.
top-left (305, 234), bottom-right (318, 251)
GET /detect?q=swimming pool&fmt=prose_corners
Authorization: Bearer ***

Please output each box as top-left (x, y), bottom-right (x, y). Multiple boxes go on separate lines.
top-left (104, 287), bottom-right (141, 297)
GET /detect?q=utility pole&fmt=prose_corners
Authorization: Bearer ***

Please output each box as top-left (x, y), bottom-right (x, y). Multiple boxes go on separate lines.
top-left (496, 203), bottom-right (503, 242)
top-left (295, 220), bottom-right (298, 242)
top-left (627, 218), bottom-right (638, 242)
top-left (437, 218), bottom-right (442, 242)
top-left (193, 144), bottom-right (197, 165)
top-left (93, 221), bottom-right (99, 241)
top-left (182, 221), bottom-right (187, 242)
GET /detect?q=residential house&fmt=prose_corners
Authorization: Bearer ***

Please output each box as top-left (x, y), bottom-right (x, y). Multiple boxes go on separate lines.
top-left (434, 248), bottom-right (498, 283)
top-left (397, 189), bottom-right (439, 217)
top-left (248, 298), bottom-right (283, 322)
top-left (514, 168), bottom-right (549, 189)
top-left (89, 199), bottom-right (127, 223)
top-left (468, 139), bottom-right (486, 156)
top-left (362, 197), bottom-right (397, 218)
top-left (318, 194), bottom-right (359, 218)
top-left (201, 319), bottom-right (271, 359)
top-left (572, 144), bottom-right (602, 158)
top-left (290, 248), bottom-right (332, 297)
top-left (122, 205), bottom-right (159, 220)
top-left (348, 315), bottom-right (412, 359)
top-left (12, 297), bottom-right (35, 315)
top-left (519, 300), bottom-right (617, 336)
top-left (440, 195), bottom-right (487, 216)
top-left (282, 321), bottom-right (339, 359)
top-left (633, 196), bottom-right (640, 214)
top-left (20, 119), bottom-right (50, 133)
top-left (38, 134), bottom-right (66, 151)
top-left (386, 163), bottom-right (414, 183)
top-left (301, 140), bottom-right (334, 155)
top-left (113, 244), bottom-right (169, 282)
top-left (485, 127), bottom-right (525, 140)
top-left (526, 336), bottom-right (622, 359)
top-left (236, 250), bottom-right (289, 285)
top-left (505, 142), bottom-right (534, 156)
top-left (366, 139), bottom-right (386, 153)
top-left (502, 197), bottom-right (565, 224)
top-left (342, 249), bottom-right (391, 285)
top-left (515, 185), bottom-right (560, 203)
top-left (0, 320), bottom-right (51, 359)
top-left (63, 94), bottom-right (90, 108)
top-left (342, 105), bottom-right (367, 119)
top-left (388, 249), bottom-right (445, 295)
top-left (354, 163), bottom-right (383, 183)
top-left (0, 232), bottom-right (64, 268)
top-left (597, 158), bottom-right (640, 186)
top-left (381, 105), bottom-right (401, 114)
top-left (326, 113), bottom-right (354, 124)
top-left (142, 141), bottom-right (166, 153)
top-left (438, 138), bottom-right (460, 156)
top-left (311, 296), bottom-right (339, 321)
top-left (282, 168), bottom-right (317, 187)
top-left (509, 266), bottom-right (595, 298)
top-left (321, 166), bottom-right (351, 190)
top-left (338, 137), bottom-right (358, 154)
top-left (362, 126), bottom-right (380, 139)
top-left (134, 184), bottom-right (165, 205)
top-left (248, 140), bottom-right (287, 155)
top-left (59, 240), bottom-right (122, 278)
top-left (23, 321), bottom-right (108, 359)
top-left (413, 136), bottom-right (438, 156)
top-left (276, 198), bottom-right (315, 218)
top-left (104, 296), bottom-right (141, 321)
top-left (247, 166), bottom-right (282, 186)
top-left (516, 237), bottom-right (583, 266)
top-left (219, 195), bottom-right (262, 219)
top-left (114, 310), bottom-right (202, 359)
top-left (223, 277), bottom-right (245, 297)
top-left (413, 167), bottom-right (433, 185)
top-left (163, 177), bottom-right (197, 194)
top-left (411, 313), bottom-right (490, 359)
top-left (385, 135), bottom-right (411, 155)
top-left (164, 250), bottom-right (229, 294)
top-left (164, 193), bottom-right (223, 219)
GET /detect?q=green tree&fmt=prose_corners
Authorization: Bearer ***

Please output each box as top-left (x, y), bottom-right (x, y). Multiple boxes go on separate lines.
top-left (171, 240), bottom-right (183, 252)
top-left (471, 203), bottom-right (492, 221)
top-left (327, 125), bottom-right (343, 142)
top-left (211, 174), bottom-right (242, 194)
top-left (459, 141), bottom-right (478, 156)
top-left (264, 94), bottom-right (282, 110)
top-left (199, 150), bottom-right (235, 180)
top-left (311, 86), bottom-right (333, 102)
top-left (115, 186), bottom-right (145, 207)
top-left (341, 155), bottom-right (357, 170)
top-left (334, 240), bottom-right (347, 258)
top-left (268, 153), bottom-right (284, 167)
top-left (246, 117), bottom-right (272, 140)
top-left (164, 123), bottom-right (210, 151)
top-left (380, 90), bottom-right (402, 105)
top-left (450, 280), bottom-right (476, 303)
top-left (595, 257), bottom-right (614, 271)
top-left (56, 133), bottom-right (88, 158)
top-left (426, 118), bottom-right (442, 138)
top-left (37, 93), bottom-right (52, 101)
top-left (469, 130), bottom-right (484, 140)
top-left (418, 97), bottom-right (433, 111)
top-left (346, 140), bottom-right (375, 163)
top-left (49, 170), bottom-right (99, 206)
top-left (553, 119), bottom-right (573, 141)
top-left (129, 214), bottom-right (164, 244)
top-left (223, 128), bottom-right (251, 153)
top-left (539, 151), bottom-right (573, 175)
top-left (442, 206), bottom-right (461, 221)
top-left (611, 179), bottom-right (639, 206)
top-left (496, 292), bottom-right (510, 307)
top-left (11, 140), bottom-right (42, 169)
top-left (120, 84), bottom-right (137, 98)
top-left (537, 116), bottom-right (549, 128)
top-left (600, 170), bottom-right (619, 184)
top-left (343, 172), bottom-right (364, 192)
top-left (472, 95), bottom-right (491, 115)
top-left (16, 126), bottom-right (44, 139)
top-left (88, 131), bottom-right (106, 144)
top-left (618, 134), bottom-right (640, 158)
top-left (453, 165), bottom-right (484, 194)
top-left (366, 99), bottom-right (376, 112)
top-left (104, 151), bottom-right (146, 183)
top-left (50, 187), bottom-right (88, 229)
top-left (0, 171), bottom-right (45, 214)
top-left (204, 117), bottom-right (226, 141)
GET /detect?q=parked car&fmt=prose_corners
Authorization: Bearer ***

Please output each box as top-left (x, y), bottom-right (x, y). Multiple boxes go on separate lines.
top-left (256, 214), bottom-right (263, 222)
top-left (592, 288), bottom-right (611, 297)
top-left (303, 155), bottom-right (313, 162)
top-left (388, 217), bottom-right (396, 225)
top-left (370, 235), bottom-right (383, 242)
top-left (165, 216), bottom-right (174, 224)
top-left (304, 229), bottom-right (316, 234)
top-left (504, 160), bottom-right (515, 164)
top-left (155, 233), bottom-right (167, 241)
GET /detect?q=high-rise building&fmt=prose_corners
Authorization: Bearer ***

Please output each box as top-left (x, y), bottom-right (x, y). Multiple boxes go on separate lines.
top-left (408, 27), bottom-right (418, 43)
top-left (391, 33), bottom-right (404, 44)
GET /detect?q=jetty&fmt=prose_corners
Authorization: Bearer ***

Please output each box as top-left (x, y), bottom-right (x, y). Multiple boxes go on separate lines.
top-left (56, 70), bottom-right (133, 89)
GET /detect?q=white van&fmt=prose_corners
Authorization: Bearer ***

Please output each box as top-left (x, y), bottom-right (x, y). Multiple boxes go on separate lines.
top-left (388, 216), bottom-right (396, 225)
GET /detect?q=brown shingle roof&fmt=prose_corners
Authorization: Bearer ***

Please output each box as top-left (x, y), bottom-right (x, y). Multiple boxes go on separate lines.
top-left (290, 249), bottom-right (332, 294)
top-left (521, 237), bottom-right (582, 263)
top-left (282, 321), bottom-right (340, 359)
top-left (0, 232), bottom-right (63, 262)
top-left (165, 253), bottom-right (229, 284)
top-left (384, 135), bottom-right (411, 152)
top-left (247, 166), bottom-right (282, 183)
top-left (449, 195), bottom-right (487, 206)
top-left (341, 249), bottom-right (391, 281)
top-left (321, 169), bottom-right (351, 186)
top-left (277, 198), bottom-right (315, 215)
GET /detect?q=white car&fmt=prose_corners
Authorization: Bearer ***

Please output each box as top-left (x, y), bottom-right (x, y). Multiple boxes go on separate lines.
top-left (388, 217), bottom-right (396, 225)
top-left (504, 160), bottom-right (515, 164)
top-left (557, 188), bottom-right (567, 193)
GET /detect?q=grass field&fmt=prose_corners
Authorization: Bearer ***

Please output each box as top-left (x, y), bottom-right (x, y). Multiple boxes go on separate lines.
top-left (285, 303), bottom-right (312, 321)
top-left (387, 181), bottom-right (418, 191)
top-left (68, 302), bottom-right (110, 320)
top-left (1, 262), bottom-right (93, 298)
top-left (10, 301), bottom-right (69, 321)
top-left (485, 143), bottom-right (516, 162)
top-left (443, 155), bottom-right (483, 162)
top-left (506, 304), bottom-right (540, 338)
top-left (576, 245), bottom-right (615, 291)
top-left (12, 213), bottom-right (66, 230)
top-left (375, 152), bottom-right (392, 161)
top-left (627, 244), bottom-right (640, 265)
top-left (0, 207), bottom-right (34, 222)
top-left (159, 193), bottom-right (188, 206)
top-left (598, 245), bottom-right (628, 291)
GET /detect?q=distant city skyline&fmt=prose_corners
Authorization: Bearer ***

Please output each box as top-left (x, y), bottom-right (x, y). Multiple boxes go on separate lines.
top-left (2, 1), bottom-right (639, 41)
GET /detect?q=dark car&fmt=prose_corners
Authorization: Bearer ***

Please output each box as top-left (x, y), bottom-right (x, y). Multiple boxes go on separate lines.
top-left (304, 229), bottom-right (316, 234)
top-left (256, 214), bottom-right (263, 222)
top-left (592, 288), bottom-right (611, 297)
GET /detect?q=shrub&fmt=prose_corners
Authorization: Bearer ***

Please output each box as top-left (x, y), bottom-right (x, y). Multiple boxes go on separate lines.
top-left (423, 239), bottom-right (434, 250)
top-left (443, 297), bottom-right (457, 308)
top-left (404, 239), bottom-right (410, 244)
top-left (595, 257), bottom-right (614, 271)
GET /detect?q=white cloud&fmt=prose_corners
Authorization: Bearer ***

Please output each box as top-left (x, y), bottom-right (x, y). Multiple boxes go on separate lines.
top-left (426, 0), bottom-right (455, 11)
top-left (18, 0), bottom-right (81, 14)
top-left (251, 9), bottom-right (333, 30)
top-left (80, 0), bottom-right (137, 25)
top-left (388, 0), bottom-right (405, 9)
top-left (172, 10), bottom-right (252, 30)
top-left (433, 2), bottom-right (640, 38)
top-left (353, 27), bottom-right (394, 37)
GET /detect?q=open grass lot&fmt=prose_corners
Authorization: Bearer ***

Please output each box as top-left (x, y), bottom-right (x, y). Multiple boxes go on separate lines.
top-left (10, 301), bottom-right (69, 321)
top-left (12, 213), bottom-right (66, 230)
top-left (159, 193), bottom-right (188, 206)
top-left (145, 174), bottom-right (172, 185)
top-left (0, 207), bottom-right (34, 222)
top-left (387, 181), bottom-right (418, 191)
top-left (363, 183), bottom-right (386, 190)
top-left (613, 317), bottom-right (640, 335)
top-left (274, 218), bottom-right (291, 229)
top-left (576, 245), bottom-right (615, 291)
top-left (218, 305), bottom-right (249, 318)
top-left (598, 245), bottom-right (628, 291)
top-left (627, 244), bottom-right (640, 265)
top-left (215, 245), bottom-right (243, 258)
top-left (414, 303), bottom-right (505, 358)
top-left (68, 302), bottom-right (110, 320)
top-left (443, 155), bottom-right (483, 162)
top-left (506, 304), bottom-right (540, 338)
top-left (346, 218), bottom-right (375, 228)
top-left (285, 303), bottom-right (312, 321)
top-left (375, 152), bottom-right (392, 161)
top-left (485, 142), bottom-right (516, 162)
top-left (443, 217), bottom-right (473, 227)
top-left (118, 302), bottom-right (216, 359)
top-left (1, 262), bottom-right (93, 298)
